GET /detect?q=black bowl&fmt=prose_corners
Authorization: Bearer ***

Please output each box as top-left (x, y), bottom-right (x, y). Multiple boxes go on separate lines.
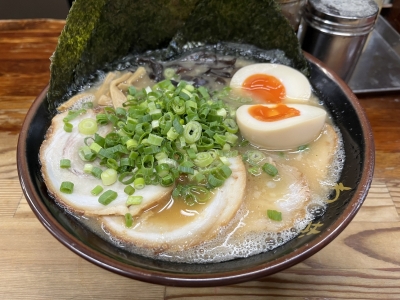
top-left (17, 53), bottom-right (374, 287)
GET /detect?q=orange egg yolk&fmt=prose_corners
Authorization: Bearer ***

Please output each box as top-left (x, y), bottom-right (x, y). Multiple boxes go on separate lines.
top-left (242, 74), bottom-right (286, 103)
top-left (248, 104), bottom-right (300, 122)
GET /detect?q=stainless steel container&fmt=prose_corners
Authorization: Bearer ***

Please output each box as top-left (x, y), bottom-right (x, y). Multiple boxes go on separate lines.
top-left (297, 0), bottom-right (379, 82)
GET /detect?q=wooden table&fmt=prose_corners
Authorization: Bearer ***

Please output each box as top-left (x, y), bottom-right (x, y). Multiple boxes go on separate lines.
top-left (1, 19), bottom-right (400, 299)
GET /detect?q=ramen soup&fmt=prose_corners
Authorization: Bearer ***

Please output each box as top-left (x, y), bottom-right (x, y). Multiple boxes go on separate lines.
top-left (40, 51), bottom-right (344, 263)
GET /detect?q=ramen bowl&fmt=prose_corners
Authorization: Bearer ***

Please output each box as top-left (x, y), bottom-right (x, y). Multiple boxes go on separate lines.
top-left (17, 52), bottom-right (374, 287)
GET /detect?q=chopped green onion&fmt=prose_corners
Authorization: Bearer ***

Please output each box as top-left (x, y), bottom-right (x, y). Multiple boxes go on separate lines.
top-left (60, 181), bottom-right (74, 194)
top-left (248, 166), bottom-right (261, 176)
top-left (155, 163), bottom-right (170, 177)
top-left (104, 107), bottom-right (115, 114)
top-left (115, 107), bottom-right (126, 117)
top-left (213, 133), bottom-right (227, 146)
top-left (190, 185), bottom-right (211, 203)
top-left (262, 163), bottom-right (278, 177)
top-left (63, 122), bottom-right (73, 132)
top-left (216, 108), bottom-right (227, 118)
top-left (172, 117), bottom-right (184, 134)
top-left (98, 190), bottom-right (118, 205)
top-left (63, 109), bottom-right (86, 122)
top-left (155, 152), bottom-right (168, 161)
top-left (96, 113), bottom-right (108, 125)
top-left (244, 150), bottom-right (265, 165)
top-left (193, 152), bottom-right (214, 167)
top-left (126, 195), bottom-right (143, 206)
top-left (105, 132), bottom-right (121, 147)
top-left (160, 174), bottom-right (174, 186)
top-left (208, 173), bottom-right (224, 187)
top-left (147, 133), bottom-right (164, 146)
top-left (151, 119), bottom-right (160, 129)
top-left (217, 164), bottom-right (232, 178)
top-left (82, 102), bottom-right (93, 109)
top-left (119, 172), bottom-right (136, 185)
top-left (60, 159), bottom-right (71, 169)
top-left (158, 158), bottom-right (178, 168)
top-left (172, 184), bottom-right (211, 206)
top-left (129, 151), bottom-right (139, 161)
top-left (267, 209), bottom-right (282, 221)
top-left (68, 79), bottom-right (244, 201)
top-left (108, 114), bottom-right (119, 126)
top-left (134, 177), bottom-right (145, 190)
top-left (219, 156), bottom-right (230, 166)
top-left (91, 185), bottom-right (104, 196)
top-left (197, 86), bottom-right (210, 99)
top-left (186, 148), bottom-right (197, 159)
top-left (178, 165), bottom-right (195, 175)
top-left (83, 163), bottom-right (93, 174)
top-left (183, 120), bottom-right (202, 144)
top-left (163, 68), bottom-right (176, 79)
top-left (78, 146), bottom-right (96, 162)
top-left (101, 168), bottom-right (118, 186)
top-left (94, 133), bottom-right (105, 147)
top-left (89, 142), bottom-right (103, 153)
top-left (239, 139), bottom-right (249, 147)
top-left (143, 145), bottom-right (160, 155)
top-left (225, 132), bottom-right (238, 145)
top-left (91, 166), bottom-right (103, 179)
top-left (184, 84), bottom-right (195, 92)
top-left (125, 213), bottom-right (133, 228)
top-left (126, 139), bottom-right (138, 150)
top-left (135, 122), bottom-right (151, 135)
top-left (106, 158), bottom-right (119, 170)
top-left (223, 118), bottom-right (238, 133)
top-left (194, 171), bottom-right (207, 183)
top-left (179, 90), bottom-right (191, 101)
top-left (166, 127), bottom-right (179, 141)
top-left (119, 157), bottom-right (132, 168)
top-left (298, 144), bottom-right (309, 151)
top-left (78, 118), bottom-right (98, 135)
top-left (124, 185), bottom-right (135, 195)
top-left (128, 86), bottom-right (137, 95)
top-left (197, 136), bottom-right (214, 151)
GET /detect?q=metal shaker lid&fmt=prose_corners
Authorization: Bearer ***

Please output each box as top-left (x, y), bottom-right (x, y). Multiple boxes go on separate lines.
top-left (303, 0), bottom-right (379, 36)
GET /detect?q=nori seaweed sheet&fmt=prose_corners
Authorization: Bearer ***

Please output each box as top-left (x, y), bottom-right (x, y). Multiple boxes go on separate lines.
top-left (47, 0), bottom-right (309, 112)
top-left (48, 0), bottom-right (199, 111)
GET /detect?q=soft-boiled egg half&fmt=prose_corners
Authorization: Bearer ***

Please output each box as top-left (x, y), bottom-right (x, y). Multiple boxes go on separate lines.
top-left (230, 63), bottom-right (311, 103)
top-left (236, 103), bottom-right (327, 150)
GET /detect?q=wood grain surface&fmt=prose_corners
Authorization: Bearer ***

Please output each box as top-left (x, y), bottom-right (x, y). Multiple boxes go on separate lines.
top-left (1, 19), bottom-right (400, 299)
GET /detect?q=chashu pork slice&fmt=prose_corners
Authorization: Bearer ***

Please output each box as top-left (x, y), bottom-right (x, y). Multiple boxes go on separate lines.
top-left (296, 123), bottom-right (341, 191)
top-left (233, 123), bottom-right (340, 237)
top-left (40, 109), bottom-right (173, 216)
top-left (269, 123), bottom-right (341, 194)
top-left (101, 156), bottom-right (247, 252)
top-left (236, 163), bottom-right (311, 236)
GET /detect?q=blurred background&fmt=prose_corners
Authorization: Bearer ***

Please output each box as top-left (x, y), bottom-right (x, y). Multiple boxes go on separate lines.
top-left (0, 0), bottom-right (397, 33)
top-left (0, 0), bottom-right (400, 31)
top-left (0, 0), bottom-right (70, 19)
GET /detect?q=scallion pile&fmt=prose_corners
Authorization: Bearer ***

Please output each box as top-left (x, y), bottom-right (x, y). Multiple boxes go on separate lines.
top-left (66, 79), bottom-right (240, 205)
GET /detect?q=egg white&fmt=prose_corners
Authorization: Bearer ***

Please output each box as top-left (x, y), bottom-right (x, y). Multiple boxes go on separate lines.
top-left (230, 63), bottom-right (311, 103)
top-left (236, 104), bottom-right (327, 150)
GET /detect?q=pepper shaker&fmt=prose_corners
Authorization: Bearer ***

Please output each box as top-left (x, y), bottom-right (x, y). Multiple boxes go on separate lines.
top-left (297, 0), bottom-right (379, 82)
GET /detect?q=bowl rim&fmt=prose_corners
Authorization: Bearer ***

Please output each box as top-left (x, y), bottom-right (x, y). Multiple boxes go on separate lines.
top-left (17, 52), bottom-right (375, 287)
